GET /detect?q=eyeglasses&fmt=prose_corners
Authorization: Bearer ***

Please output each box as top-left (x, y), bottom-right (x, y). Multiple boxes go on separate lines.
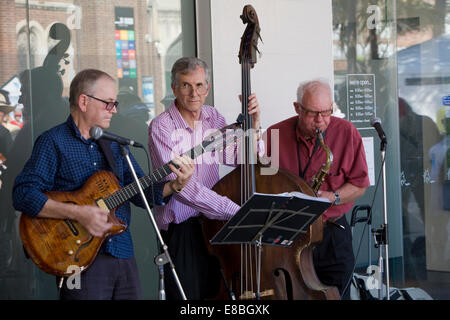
top-left (85, 94), bottom-right (119, 111)
top-left (300, 104), bottom-right (333, 118)
top-left (177, 82), bottom-right (208, 95)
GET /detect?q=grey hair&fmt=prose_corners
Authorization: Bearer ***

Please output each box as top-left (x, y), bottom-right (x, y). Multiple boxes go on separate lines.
top-left (69, 69), bottom-right (114, 111)
top-left (296, 78), bottom-right (332, 104)
top-left (171, 57), bottom-right (210, 87)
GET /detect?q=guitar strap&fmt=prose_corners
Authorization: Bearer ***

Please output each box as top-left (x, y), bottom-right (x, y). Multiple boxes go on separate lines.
top-left (97, 138), bottom-right (120, 178)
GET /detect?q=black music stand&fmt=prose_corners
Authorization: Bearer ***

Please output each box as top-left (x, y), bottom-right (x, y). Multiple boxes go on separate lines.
top-left (211, 192), bottom-right (331, 247)
top-left (210, 192), bottom-right (331, 299)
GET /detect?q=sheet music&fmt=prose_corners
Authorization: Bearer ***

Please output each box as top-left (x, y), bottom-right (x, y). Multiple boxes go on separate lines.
top-left (253, 191), bottom-right (331, 203)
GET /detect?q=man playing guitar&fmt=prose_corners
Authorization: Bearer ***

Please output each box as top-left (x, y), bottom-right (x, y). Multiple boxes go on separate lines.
top-left (12, 69), bottom-right (194, 300)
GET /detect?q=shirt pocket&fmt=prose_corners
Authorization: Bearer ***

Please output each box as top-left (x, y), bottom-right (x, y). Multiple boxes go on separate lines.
top-left (325, 165), bottom-right (345, 190)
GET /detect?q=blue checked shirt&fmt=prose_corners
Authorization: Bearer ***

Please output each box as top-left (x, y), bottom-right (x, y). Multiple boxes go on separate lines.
top-left (13, 115), bottom-right (167, 259)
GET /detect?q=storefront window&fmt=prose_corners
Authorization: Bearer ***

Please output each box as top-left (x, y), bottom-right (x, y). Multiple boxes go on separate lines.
top-left (0, 0), bottom-right (195, 299)
top-left (333, 0), bottom-right (450, 299)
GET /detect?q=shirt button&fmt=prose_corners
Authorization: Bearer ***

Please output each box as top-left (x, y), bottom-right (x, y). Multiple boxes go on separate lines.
top-left (93, 162), bottom-right (97, 166)
top-left (109, 239), bottom-right (112, 243)
top-left (90, 145), bottom-right (94, 149)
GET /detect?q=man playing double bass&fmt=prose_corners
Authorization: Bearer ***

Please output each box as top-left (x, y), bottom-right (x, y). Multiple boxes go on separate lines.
top-left (264, 79), bottom-right (370, 300)
top-left (148, 57), bottom-right (262, 300)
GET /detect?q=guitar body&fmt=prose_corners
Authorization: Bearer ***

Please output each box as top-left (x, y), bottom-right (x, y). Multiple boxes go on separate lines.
top-left (19, 171), bottom-right (127, 277)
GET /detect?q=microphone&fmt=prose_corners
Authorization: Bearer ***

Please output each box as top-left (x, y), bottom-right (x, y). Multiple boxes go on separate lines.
top-left (370, 117), bottom-right (387, 143)
top-left (89, 126), bottom-right (144, 148)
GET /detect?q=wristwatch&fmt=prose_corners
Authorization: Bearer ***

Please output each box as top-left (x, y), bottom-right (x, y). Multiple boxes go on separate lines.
top-left (333, 191), bottom-right (340, 205)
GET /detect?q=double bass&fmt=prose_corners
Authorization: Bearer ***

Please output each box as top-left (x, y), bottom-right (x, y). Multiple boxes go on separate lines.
top-left (203, 5), bottom-right (340, 300)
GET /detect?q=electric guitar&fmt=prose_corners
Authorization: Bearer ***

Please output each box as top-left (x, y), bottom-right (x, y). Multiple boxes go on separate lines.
top-left (19, 121), bottom-right (243, 277)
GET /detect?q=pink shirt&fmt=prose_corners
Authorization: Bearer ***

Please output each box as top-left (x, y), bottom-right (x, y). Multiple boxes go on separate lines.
top-left (265, 116), bottom-right (370, 220)
top-left (148, 102), bottom-right (240, 230)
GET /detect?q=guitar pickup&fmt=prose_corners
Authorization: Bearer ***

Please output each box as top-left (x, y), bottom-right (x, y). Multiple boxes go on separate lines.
top-left (96, 198), bottom-right (108, 210)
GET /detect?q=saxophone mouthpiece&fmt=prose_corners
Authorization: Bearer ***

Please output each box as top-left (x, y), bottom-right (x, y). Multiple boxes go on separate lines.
top-left (316, 128), bottom-right (323, 138)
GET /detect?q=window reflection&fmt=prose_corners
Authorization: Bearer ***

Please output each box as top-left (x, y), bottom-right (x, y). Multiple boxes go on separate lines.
top-left (333, 0), bottom-right (450, 299)
top-left (396, 1), bottom-right (450, 290)
top-left (0, 0), bottom-right (193, 299)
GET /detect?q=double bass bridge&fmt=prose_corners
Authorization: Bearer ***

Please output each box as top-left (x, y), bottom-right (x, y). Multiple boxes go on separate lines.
top-left (239, 289), bottom-right (275, 300)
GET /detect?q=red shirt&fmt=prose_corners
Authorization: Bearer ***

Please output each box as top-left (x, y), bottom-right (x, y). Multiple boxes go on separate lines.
top-left (265, 116), bottom-right (370, 220)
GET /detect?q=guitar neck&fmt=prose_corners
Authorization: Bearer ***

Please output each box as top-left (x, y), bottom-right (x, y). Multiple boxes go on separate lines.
top-left (103, 143), bottom-right (207, 210)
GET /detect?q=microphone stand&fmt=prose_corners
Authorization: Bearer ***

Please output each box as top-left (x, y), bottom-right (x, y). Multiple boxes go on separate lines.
top-left (372, 138), bottom-right (390, 300)
top-left (119, 145), bottom-right (187, 300)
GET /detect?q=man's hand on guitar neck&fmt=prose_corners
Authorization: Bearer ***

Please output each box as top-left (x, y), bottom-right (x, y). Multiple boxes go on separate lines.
top-left (164, 155), bottom-right (195, 196)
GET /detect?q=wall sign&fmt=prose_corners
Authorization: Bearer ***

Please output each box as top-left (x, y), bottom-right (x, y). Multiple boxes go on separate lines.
top-left (346, 74), bottom-right (376, 129)
top-left (115, 7), bottom-right (137, 93)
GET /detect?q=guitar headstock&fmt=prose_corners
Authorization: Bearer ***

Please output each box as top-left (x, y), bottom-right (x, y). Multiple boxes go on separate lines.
top-left (238, 5), bottom-right (262, 68)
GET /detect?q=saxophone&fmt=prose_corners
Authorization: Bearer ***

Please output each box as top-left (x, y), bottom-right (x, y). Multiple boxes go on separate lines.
top-left (310, 129), bottom-right (333, 193)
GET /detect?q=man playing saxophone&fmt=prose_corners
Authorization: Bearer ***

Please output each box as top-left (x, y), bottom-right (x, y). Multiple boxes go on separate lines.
top-left (264, 79), bottom-right (370, 299)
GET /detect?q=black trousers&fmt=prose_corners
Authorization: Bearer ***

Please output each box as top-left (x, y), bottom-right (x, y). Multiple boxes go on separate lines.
top-left (313, 215), bottom-right (355, 300)
top-left (161, 217), bottom-right (221, 300)
top-left (58, 254), bottom-right (142, 300)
